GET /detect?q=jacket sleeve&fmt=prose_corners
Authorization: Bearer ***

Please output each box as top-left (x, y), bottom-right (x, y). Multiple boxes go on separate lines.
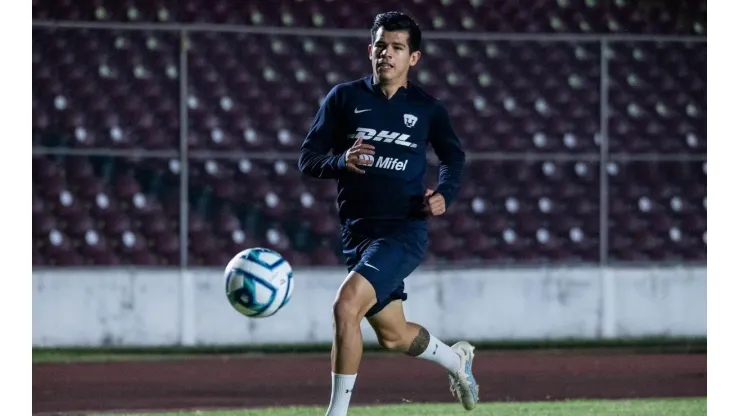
top-left (428, 101), bottom-right (466, 206)
top-left (297, 86), bottom-right (347, 178)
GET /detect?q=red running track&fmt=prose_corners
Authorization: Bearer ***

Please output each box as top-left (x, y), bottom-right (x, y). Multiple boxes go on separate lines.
top-left (32, 351), bottom-right (707, 414)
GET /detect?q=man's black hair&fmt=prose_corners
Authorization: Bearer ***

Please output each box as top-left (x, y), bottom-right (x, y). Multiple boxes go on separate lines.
top-left (370, 11), bottom-right (422, 53)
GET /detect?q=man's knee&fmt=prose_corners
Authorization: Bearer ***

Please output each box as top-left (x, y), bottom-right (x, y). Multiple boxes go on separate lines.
top-left (376, 331), bottom-right (408, 352)
top-left (367, 300), bottom-right (413, 352)
top-left (332, 298), bottom-right (365, 326)
top-left (333, 272), bottom-right (377, 326)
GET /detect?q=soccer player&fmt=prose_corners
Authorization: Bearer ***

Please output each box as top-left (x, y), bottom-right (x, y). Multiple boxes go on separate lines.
top-left (297, 11), bottom-right (479, 415)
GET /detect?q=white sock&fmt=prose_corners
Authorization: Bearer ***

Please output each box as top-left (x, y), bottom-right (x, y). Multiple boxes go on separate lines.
top-left (326, 372), bottom-right (357, 416)
top-left (417, 334), bottom-right (462, 373)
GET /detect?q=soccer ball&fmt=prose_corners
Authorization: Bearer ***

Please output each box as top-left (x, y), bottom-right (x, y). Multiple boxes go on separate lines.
top-left (224, 247), bottom-right (294, 318)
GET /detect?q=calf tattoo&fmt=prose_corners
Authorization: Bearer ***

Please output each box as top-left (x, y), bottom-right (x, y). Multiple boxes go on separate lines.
top-left (406, 326), bottom-right (431, 356)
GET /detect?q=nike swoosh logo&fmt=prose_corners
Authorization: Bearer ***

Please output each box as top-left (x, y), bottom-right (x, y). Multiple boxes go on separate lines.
top-left (354, 108), bottom-right (372, 113)
top-left (364, 262), bottom-right (380, 271)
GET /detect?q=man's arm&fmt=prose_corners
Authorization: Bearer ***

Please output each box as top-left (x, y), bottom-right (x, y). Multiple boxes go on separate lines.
top-left (428, 102), bottom-right (466, 207)
top-left (297, 86), bottom-right (347, 179)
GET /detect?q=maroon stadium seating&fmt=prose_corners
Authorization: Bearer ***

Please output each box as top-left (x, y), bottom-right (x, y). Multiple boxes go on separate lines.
top-left (32, 153), bottom-right (705, 266)
top-left (31, 1), bottom-right (706, 267)
top-left (608, 42), bottom-right (706, 154)
top-left (33, 0), bottom-right (706, 35)
top-left (608, 160), bottom-right (706, 262)
top-left (32, 28), bottom-right (181, 149)
top-left (33, 27), bottom-right (706, 153)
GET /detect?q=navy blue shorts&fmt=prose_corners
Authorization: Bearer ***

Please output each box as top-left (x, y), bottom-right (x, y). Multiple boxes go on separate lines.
top-left (340, 222), bottom-right (428, 317)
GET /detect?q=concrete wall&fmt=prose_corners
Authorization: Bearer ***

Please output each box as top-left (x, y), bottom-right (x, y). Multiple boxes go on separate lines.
top-left (32, 266), bottom-right (707, 347)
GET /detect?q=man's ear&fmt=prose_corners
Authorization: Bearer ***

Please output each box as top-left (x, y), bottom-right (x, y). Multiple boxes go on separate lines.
top-left (409, 50), bottom-right (421, 67)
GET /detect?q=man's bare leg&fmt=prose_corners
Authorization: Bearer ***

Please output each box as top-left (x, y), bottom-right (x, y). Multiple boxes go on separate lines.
top-left (325, 271), bottom-right (377, 416)
top-left (367, 299), bottom-right (480, 411)
top-left (367, 300), bottom-right (461, 370)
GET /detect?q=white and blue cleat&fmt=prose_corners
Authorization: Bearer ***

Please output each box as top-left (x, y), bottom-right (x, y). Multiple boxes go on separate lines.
top-left (448, 341), bottom-right (480, 411)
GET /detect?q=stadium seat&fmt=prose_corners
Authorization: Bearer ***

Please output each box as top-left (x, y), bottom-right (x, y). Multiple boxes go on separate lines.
top-left (33, 155), bottom-right (181, 266)
top-left (607, 160), bottom-right (706, 262)
top-left (608, 42), bottom-right (706, 154)
top-left (32, 27), bottom-right (181, 150)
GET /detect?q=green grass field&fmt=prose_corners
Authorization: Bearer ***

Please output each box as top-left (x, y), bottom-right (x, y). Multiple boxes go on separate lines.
top-left (32, 336), bottom-right (707, 364)
top-left (105, 398), bottom-right (706, 416)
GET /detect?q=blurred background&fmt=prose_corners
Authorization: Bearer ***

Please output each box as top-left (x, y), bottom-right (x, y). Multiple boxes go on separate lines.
top-left (32, 0), bottom-right (706, 349)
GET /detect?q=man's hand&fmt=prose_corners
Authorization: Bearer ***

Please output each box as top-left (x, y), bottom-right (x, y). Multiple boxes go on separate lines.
top-left (423, 189), bottom-right (446, 216)
top-left (343, 138), bottom-right (375, 174)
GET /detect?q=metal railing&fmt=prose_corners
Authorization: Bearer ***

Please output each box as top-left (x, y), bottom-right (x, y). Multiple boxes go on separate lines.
top-left (32, 21), bottom-right (707, 268)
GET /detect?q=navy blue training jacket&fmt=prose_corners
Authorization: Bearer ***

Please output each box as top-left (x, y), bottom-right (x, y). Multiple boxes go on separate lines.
top-left (298, 76), bottom-right (465, 229)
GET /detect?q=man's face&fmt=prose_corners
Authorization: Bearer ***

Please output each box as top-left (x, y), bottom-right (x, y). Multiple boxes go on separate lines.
top-left (368, 27), bottom-right (420, 83)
